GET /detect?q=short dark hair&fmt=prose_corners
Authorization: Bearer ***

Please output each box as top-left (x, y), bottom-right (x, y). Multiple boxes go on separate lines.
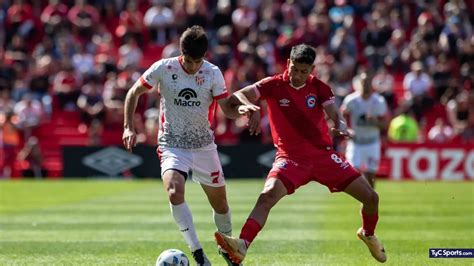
top-left (290, 44), bottom-right (316, 65)
top-left (180, 25), bottom-right (208, 59)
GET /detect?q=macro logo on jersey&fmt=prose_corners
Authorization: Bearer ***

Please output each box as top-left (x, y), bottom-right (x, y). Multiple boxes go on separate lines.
top-left (174, 88), bottom-right (201, 107)
top-left (306, 94), bottom-right (317, 108)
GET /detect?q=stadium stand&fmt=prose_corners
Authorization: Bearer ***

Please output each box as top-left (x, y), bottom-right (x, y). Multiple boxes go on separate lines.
top-left (0, 0), bottom-right (472, 178)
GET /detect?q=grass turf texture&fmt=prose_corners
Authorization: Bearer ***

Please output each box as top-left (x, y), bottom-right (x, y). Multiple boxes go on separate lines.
top-left (0, 180), bottom-right (473, 265)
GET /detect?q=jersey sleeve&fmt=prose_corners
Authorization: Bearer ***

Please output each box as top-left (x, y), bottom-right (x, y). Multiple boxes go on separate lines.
top-left (253, 77), bottom-right (274, 100)
top-left (139, 60), bottom-right (163, 90)
top-left (315, 78), bottom-right (335, 106)
top-left (212, 67), bottom-right (229, 99)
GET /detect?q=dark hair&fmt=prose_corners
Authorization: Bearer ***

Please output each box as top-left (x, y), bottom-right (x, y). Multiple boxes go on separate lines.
top-left (290, 44), bottom-right (316, 65)
top-left (180, 25), bottom-right (208, 59)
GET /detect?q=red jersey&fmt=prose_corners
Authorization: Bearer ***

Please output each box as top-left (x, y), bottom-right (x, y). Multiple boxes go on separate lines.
top-left (254, 71), bottom-right (336, 154)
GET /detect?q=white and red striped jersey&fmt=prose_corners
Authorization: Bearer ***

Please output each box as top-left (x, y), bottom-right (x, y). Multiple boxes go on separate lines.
top-left (140, 56), bottom-right (228, 149)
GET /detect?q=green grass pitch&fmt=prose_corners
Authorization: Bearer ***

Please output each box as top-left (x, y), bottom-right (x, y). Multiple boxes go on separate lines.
top-left (0, 179), bottom-right (473, 265)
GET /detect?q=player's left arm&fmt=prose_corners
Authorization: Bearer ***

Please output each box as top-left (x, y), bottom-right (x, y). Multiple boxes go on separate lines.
top-left (217, 86), bottom-right (260, 119)
top-left (324, 102), bottom-right (353, 138)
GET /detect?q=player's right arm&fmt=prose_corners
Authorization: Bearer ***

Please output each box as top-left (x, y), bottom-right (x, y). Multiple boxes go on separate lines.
top-left (231, 83), bottom-right (265, 135)
top-left (123, 61), bottom-right (162, 151)
top-left (123, 81), bottom-right (148, 152)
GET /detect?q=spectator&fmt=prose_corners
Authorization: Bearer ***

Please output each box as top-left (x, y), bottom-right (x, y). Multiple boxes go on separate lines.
top-left (372, 66), bottom-right (396, 110)
top-left (439, 16), bottom-right (467, 56)
top-left (0, 54), bottom-right (15, 92)
top-left (0, 111), bottom-right (20, 178)
top-left (403, 61), bottom-right (433, 120)
top-left (293, 12), bottom-right (329, 49)
top-left (144, 0), bottom-right (174, 45)
top-left (13, 94), bottom-right (43, 138)
top-left (68, 0), bottom-right (100, 42)
top-left (29, 56), bottom-right (53, 117)
top-left (0, 90), bottom-right (14, 114)
top-left (361, 17), bottom-right (392, 70)
top-left (118, 37), bottom-right (143, 69)
top-left (103, 72), bottom-right (127, 125)
top-left (52, 61), bottom-right (80, 110)
top-left (72, 44), bottom-right (95, 76)
top-left (88, 119), bottom-right (103, 146)
top-left (385, 29), bottom-right (408, 72)
top-left (115, 0), bottom-right (144, 43)
top-left (210, 26), bottom-right (233, 71)
top-left (17, 136), bottom-right (44, 178)
top-left (427, 118), bottom-right (454, 143)
top-left (459, 112), bottom-right (474, 144)
top-left (328, 0), bottom-right (353, 30)
top-left (212, 0), bottom-right (233, 29)
top-left (185, 0), bottom-right (208, 28)
top-left (232, 0), bottom-right (257, 39)
top-left (77, 76), bottom-right (105, 127)
top-left (447, 90), bottom-right (469, 134)
top-left (41, 0), bottom-right (69, 37)
top-left (5, 0), bottom-right (34, 41)
top-left (4, 34), bottom-right (28, 65)
top-left (329, 26), bottom-right (357, 58)
top-left (431, 53), bottom-right (452, 101)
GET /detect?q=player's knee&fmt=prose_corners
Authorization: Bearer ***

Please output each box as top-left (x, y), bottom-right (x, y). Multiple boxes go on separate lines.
top-left (167, 189), bottom-right (185, 205)
top-left (165, 182), bottom-right (185, 204)
top-left (368, 190), bottom-right (379, 207)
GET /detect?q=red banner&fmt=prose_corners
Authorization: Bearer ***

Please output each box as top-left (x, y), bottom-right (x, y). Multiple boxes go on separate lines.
top-left (382, 143), bottom-right (474, 180)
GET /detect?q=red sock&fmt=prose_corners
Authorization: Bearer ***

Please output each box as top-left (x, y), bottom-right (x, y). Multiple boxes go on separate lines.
top-left (361, 210), bottom-right (378, 236)
top-left (239, 218), bottom-right (262, 247)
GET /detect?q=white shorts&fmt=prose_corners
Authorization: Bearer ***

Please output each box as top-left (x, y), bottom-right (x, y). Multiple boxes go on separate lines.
top-left (345, 140), bottom-right (381, 173)
top-left (157, 143), bottom-right (225, 187)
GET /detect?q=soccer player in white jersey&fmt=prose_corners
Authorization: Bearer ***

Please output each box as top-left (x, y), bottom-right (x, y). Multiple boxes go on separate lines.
top-left (341, 72), bottom-right (388, 188)
top-left (122, 26), bottom-right (258, 266)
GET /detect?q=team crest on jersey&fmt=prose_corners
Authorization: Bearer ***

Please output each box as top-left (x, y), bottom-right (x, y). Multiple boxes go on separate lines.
top-left (306, 94), bottom-right (317, 108)
top-left (195, 75), bottom-right (205, 86)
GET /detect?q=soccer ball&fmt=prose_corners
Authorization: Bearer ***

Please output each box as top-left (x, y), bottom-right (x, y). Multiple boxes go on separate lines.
top-left (156, 249), bottom-right (189, 266)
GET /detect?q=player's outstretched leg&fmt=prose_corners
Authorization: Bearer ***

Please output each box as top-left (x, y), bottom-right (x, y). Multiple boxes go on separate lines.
top-left (344, 176), bottom-right (386, 263)
top-left (215, 178), bottom-right (287, 264)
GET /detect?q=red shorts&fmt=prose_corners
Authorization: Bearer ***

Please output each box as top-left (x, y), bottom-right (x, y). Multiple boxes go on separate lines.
top-left (268, 149), bottom-right (360, 194)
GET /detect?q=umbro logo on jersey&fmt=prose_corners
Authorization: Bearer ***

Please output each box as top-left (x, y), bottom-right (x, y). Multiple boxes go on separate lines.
top-left (279, 98), bottom-right (290, 107)
top-left (174, 88), bottom-right (201, 107)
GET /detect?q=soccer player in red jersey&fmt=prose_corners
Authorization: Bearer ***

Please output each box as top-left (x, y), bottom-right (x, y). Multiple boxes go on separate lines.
top-left (214, 44), bottom-right (387, 263)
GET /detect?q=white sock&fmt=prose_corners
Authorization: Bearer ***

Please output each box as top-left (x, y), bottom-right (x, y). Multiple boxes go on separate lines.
top-left (170, 202), bottom-right (201, 251)
top-left (214, 209), bottom-right (232, 236)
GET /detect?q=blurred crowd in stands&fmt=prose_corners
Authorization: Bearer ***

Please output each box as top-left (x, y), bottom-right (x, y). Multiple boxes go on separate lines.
top-left (0, 0), bottom-right (473, 177)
